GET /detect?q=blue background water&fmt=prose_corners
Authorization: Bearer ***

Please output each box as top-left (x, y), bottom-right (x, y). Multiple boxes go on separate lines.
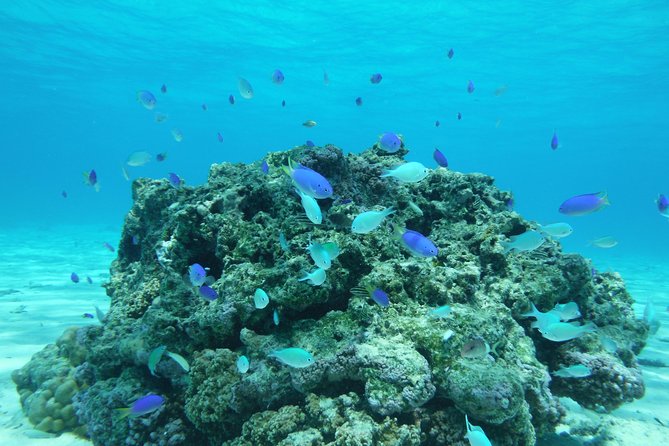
top-left (1, 0), bottom-right (667, 261)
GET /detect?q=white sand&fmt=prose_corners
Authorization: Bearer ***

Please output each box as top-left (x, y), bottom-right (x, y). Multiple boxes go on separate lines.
top-left (0, 226), bottom-right (666, 445)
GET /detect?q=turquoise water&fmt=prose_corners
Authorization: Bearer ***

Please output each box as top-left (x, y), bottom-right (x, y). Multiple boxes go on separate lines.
top-left (1, 0), bottom-right (668, 260)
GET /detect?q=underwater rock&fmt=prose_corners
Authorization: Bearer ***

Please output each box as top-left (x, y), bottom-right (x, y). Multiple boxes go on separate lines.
top-left (13, 145), bottom-right (647, 445)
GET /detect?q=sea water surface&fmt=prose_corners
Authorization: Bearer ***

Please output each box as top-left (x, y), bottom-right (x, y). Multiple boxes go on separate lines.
top-left (0, 0), bottom-right (668, 444)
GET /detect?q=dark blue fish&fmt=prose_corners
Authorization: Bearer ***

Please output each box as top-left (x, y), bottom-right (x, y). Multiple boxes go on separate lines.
top-left (136, 90), bottom-right (157, 109)
top-left (371, 288), bottom-right (390, 307)
top-left (217, 132), bottom-right (223, 143)
top-left (156, 152), bottom-right (167, 162)
top-left (447, 48), bottom-right (454, 59)
top-left (71, 272), bottom-right (80, 283)
top-left (355, 97), bottom-right (363, 106)
top-left (103, 242), bottom-right (115, 252)
top-left (189, 263), bottom-right (206, 287)
top-left (281, 99), bottom-right (286, 107)
top-left (305, 140), bottom-right (315, 148)
top-left (86, 276), bottom-right (93, 284)
top-left (457, 112), bottom-right (462, 120)
top-left (551, 131), bottom-right (559, 150)
top-left (467, 80), bottom-right (475, 93)
top-left (117, 394), bottom-right (164, 418)
top-left (83, 169), bottom-right (99, 191)
top-left (506, 198), bottom-right (514, 211)
top-left (435, 120), bottom-right (440, 127)
top-left (370, 73), bottom-right (383, 84)
top-left (131, 234), bottom-right (140, 245)
top-left (82, 312), bottom-right (95, 319)
top-left (590, 267), bottom-right (598, 278)
top-left (433, 148), bottom-right (448, 168)
top-left (261, 160), bottom-right (269, 174)
top-left (202, 103), bottom-right (208, 111)
top-left (61, 190), bottom-right (67, 198)
top-left (658, 194), bottom-right (669, 216)
top-left (272, 69), bottom-right (285, 84)
top-left (228, 94), bottom-right (235, 105)
top-left (168, 173), bottom-right (182, 189)
top-left (198, 285), bottom-right (218, 301)
top-left (160, 84), bottom-right (167, 94)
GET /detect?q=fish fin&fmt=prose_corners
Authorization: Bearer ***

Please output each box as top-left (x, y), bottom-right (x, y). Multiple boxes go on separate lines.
top-left (521, 303), bottom-right (538, 319)
top-left (384, 207), bottom-right (396, 217)
top-left (599, 191), bottom-right (610, 205)
top-left (500, 241), bottom-right (512, 254)
top-left (166, 351), bottom-right (190, 372)
top-left (115, 408), bottom-right (131, 419)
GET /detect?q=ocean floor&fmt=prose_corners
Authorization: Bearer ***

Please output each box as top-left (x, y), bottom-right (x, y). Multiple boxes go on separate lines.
top-left (0, 225), bottom-right (666, 445)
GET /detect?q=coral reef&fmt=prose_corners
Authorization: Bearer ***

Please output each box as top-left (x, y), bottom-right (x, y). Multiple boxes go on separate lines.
top-left (13, 144), bottom-right (648, 445)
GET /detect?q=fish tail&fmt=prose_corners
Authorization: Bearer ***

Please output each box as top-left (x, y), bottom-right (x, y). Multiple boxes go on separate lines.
top-left (380, 169), bottom-right (392, 178)
top-left (384, 207), bottom-right (396, 217)
top-left (115, 408), bottom-right (131, 419)
top-left (391, 223), bottom-right (404, 239)
top-left (500, 241), bottom-right (512, 254)
top-left (521, 303), bottom-right (539, 319)
top-left (281, 157), bottom-right (294, 177)
top-left (582, 322), bottom-right (597, 333)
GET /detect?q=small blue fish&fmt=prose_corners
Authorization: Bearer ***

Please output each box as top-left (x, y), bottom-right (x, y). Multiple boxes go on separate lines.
top-left (131, 234), bottom-right (140, 245)
top-left (136, 90), bottom-right (156, 110)
top-left (70, 272), bottom-right (80, 283)
top-left (272, 69), bottom-right (285, 84)
top-left (323, 69), bottom-right (329, 85)
top-left (168, 172), bottom-right (182, 189)
top-left (86, 276), bottom-right (93, 284)
top-left (355, 97), bottom-right (363, 106)
top-left (279, 232), bottom-right (290, 252)
top-left (156, 152), bottom-right (167, 162)
top-left (305, 140), bottom-right (315, 148)
top-left (201, 103), bottom-right (208, 111)
top-left (83, 169), bottom-right (100, 192)
top-left (82, 312), bottom-right (94, 319)
top-left (551, 131), bottom-right (559, 150)
top-left (61, 190), bottom-right (67, 198)
top-left (370, 73), bottom-right (383, 84)
top-left (282, 158), bottom-right (333, 199)
top-left (117, 394), bottom-right (164, 419)
top-left (160, 84), bottom-right (167, 93)
top-left (559, 192), bottom-right (609, 216)
top-left (506, 197), bottom-right (514, 211)
top-left (268, 347), bottom-right (315, 368)
top-left (281, 99), bottom-right (286, 107)
top-left (656, 194), bottom-right (669, 218)
top-left (433, 148), bottom-right (448, 168)
top-left (394, 225), bottom-right (438, 257)
top-left (371, 288), bottom-right (389, 307)
top-left (103, 242), bottom-right (114, 252)
top-left (467, 80), bottom-right (475, 93)
top-left (228, 94), bottom-right (235, 105)
top-left (198, 285), bottom-right (218, 301)
top-left (378, 132), bottom-right (402, 153)
top-left (435, 120), bottom-right (440, 127)
top-left (261, 160), bottom-right (269, 174)
top-left (447, 48), bottom-right (454, 59)
top-left (457, 112), bottom-right (462, 120)
top-left (217, 132), bottom-right (223, 143)
top-left (189, 263), bottom-right (206, 287)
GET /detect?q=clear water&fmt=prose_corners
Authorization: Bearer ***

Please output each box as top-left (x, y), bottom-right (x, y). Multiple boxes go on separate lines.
top-left (0, 0), bottom-right (668, 443)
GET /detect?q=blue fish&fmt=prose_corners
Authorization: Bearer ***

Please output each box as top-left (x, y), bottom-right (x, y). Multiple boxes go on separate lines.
top-left (168, 173), bottom-right (182, 189)
top-left (658, 194), bottom-right (669, 217)
top-left (83, 169), bottom-right (99, 191)
top-left (281, 99), bottom-right (286, 107)
top-left (261, 160), bottom-right (269, 174)
top-left (506, 198), bottom-right (514, 211)
top-left (61, 190), bottom-right (67, 198)
top-left (201, 103), bottom-right (208, 111)
top-left (435, 120), bottom-right (440, 127)
top-left (136, 90), bottom-right (156, 110)
top-left (370, 73), bottom-right (383, 84)
top-left (371, 288), bottom-right (390, 307)
top-left (82, 312), bottom-right (94, 319)
top-left (551, 131), bottom-right (559, 150)
top-left (228, 94), bottom-right (235, 105)
top-left (156, 152), bottom-right (167, 162)
top-left (217, 132), bottom-right (223, 143)
top-left (131, 234), bottom-right (140, 245)
top-left (160, 84), bottom-right (167, 93)
top-left (305, 140), bottom-right (315, 148)
top-left (189, 263), bottom-right (206, 287)
top-left (70, 272), bottom-right (80, 283)
top-left (103, 242), bottom-right (114, 252)
top-left (198, 285), bottom-right (218, 301)
top-left (355, 97), bottom-right (363, 106)
top-left (272, 69), bottom-right (285, 84)
top-left (433, 148), bottom-right (448, 168)
top-left (117, 394), bottom-right (164, 419)
top-left (378, 132), bottom-right (402, 153)
top-left (282, 158), bottom-right (333, 199)
top-left (447, 48), bottom-right (454, 59)
top-left (86, 276), bottom-right (93, 284)
top-left (467, 80), bottom-right (475, 93)
top-left (457, 112), bottom-right (462, 120)
top-left (394, 225), bottom-right (438, 257)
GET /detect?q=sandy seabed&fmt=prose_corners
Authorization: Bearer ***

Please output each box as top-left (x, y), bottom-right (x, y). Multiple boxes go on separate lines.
top-left (0, 226), bottom-right (666, 445)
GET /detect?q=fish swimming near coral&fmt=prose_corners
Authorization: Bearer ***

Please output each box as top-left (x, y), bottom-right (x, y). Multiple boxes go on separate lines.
top-left (254, 288), bottom-right (270, 309)
top-left (500, 230), bottom-right (545, 254)
top-left (464, 414), bottom-right (491, 446)
top-left (380, 162), bottom-right (430, 183)
top-left (351, 207), bottom-right (395, 234)
top-left (559, 192), bottom-right (609, 216)
top-left (588, 236), bottom-right (618, 248)
top-left (298, 268), bottom-right (326, 286)
top-left (296, 188), bottom-right (323, 224)
top-left (430, 305), bottom-right (452, 318)
top-left (351, 286), bottom-right (390, 308)
top-left (268, 347), bottom-right (315, 368)
top-left (539, 321), bottom-right (597, 342)
top-left (552, 364), bottom-right (591, 378)
top-left (433, 148), bottom-right (448, 168)
top-left (148, 346), bottom-right (167, 376)
top-left (394, 224), bottom-right (438, 257)
top-left (125, 151), bottom-right (152, 167)
top-left (116, 394), bottom-right (164, 419)
top-left (283, 158), bottom-right (333, 199)
top-left (377, 132), bottom-right (402, 153)
top-left (237, 355), bottom-right (249, 373)
top-left (83, 169), bottom-right (100, 192)
top-left (461, 338), bottom-right (490, 359)
top-left (538, 222), bottom-right (573, 239)
top-left (307, 241), bottom-right (339, 269)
